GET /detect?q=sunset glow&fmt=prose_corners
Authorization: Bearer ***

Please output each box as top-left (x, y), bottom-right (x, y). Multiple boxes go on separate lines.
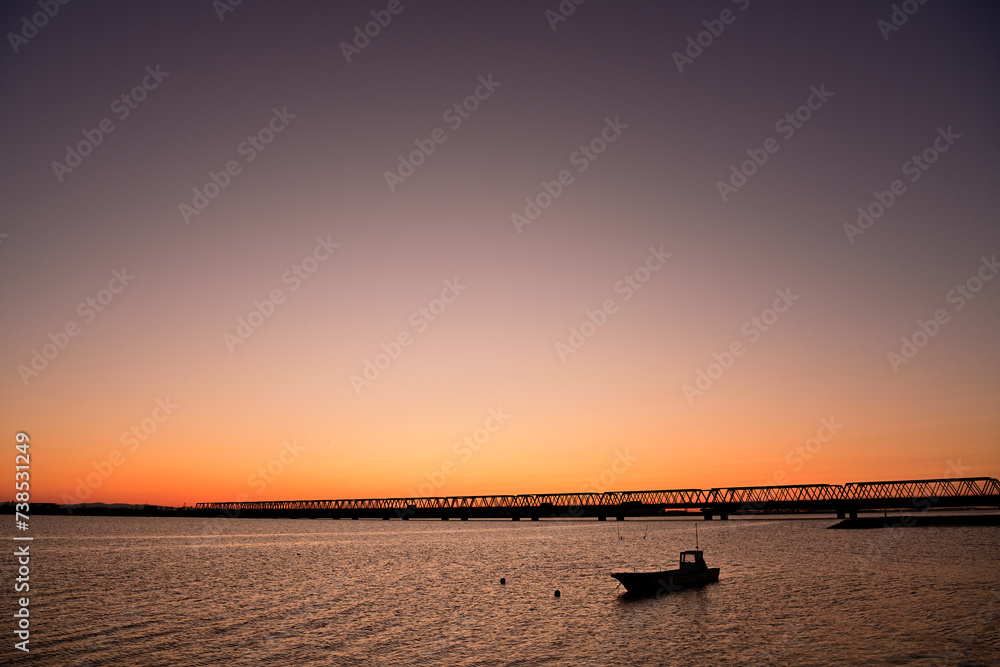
top-left (2, 1), bottom-right (998, 508)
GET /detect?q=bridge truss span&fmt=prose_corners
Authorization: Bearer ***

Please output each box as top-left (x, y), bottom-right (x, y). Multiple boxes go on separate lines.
top-left (193, 477), bottom-right (1000, 519)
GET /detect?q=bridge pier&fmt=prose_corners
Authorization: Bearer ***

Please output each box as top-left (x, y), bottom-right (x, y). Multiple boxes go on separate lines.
top-left (616, 516), bottom-right (624, 521)
top-left (598, 516), bottom-right (606, 521)
top-left (719, 513), bottom-right (729, 520)
top-left (531, 516), bottom-right (539, 521)
top-left (702, 511), bottom-right (713, 521)
top-left (441, 516), bottom-right (449, 521)
top-left (511, 516), bottom-right (520, 521)
top-left (461, 516), bottom-right (468, 521)
top-left (837, 510), bottom-right (845, 519)
top-left (849, 510), bottom-right (857, 520)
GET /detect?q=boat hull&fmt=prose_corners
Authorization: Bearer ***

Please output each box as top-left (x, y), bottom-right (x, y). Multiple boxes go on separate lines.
top-left (610, 568), bottom-right (720, 596)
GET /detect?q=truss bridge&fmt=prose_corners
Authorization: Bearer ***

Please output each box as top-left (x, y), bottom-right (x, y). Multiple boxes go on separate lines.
top-left (195, 477), bottom-right (1000, 520)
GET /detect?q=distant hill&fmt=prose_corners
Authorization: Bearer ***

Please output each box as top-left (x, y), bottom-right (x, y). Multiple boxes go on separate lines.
top-left (1, 502), bottom-right (214, 516)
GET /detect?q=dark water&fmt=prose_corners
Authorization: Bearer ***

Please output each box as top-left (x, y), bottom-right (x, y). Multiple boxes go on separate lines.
top-left (7, 515), bottom-right (999, 666)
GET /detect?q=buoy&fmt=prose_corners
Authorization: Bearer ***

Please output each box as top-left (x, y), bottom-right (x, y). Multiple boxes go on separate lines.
top-left (500, 578), bottom-right (506, 585)
top-left (554, 590), bottom-right (560, 597)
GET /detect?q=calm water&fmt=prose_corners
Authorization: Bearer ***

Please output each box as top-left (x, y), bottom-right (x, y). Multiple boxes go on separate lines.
top-left (7, 515), bottom-right (999, 666)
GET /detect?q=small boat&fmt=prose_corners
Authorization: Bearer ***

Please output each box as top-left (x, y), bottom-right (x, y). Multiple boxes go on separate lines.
top-left (610, 526), bottom-right (719, 596)
top-left (611, 549), bottom-right (720, 596)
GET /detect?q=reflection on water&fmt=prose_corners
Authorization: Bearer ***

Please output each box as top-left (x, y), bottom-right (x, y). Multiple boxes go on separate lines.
top-left (16, 515), bottom-right (1000, 666)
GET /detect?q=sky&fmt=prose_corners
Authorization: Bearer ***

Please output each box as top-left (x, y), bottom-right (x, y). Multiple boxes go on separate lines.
top-left (2, 1), bottom-right (998, 507)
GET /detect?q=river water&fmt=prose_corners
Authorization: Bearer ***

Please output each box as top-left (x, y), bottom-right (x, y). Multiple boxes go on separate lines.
top-left (8, 515), bottom-right (1000, 665)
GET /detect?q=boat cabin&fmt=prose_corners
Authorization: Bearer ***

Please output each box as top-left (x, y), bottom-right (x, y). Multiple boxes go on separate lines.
top-left (678, 550), bottom-right (708, 571)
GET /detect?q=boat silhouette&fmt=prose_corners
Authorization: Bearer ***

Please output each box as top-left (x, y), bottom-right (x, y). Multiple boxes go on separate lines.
top-left (610, 524), bottom-right (720, 596)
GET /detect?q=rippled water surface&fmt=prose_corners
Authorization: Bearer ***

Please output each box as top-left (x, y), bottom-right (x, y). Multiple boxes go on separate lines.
top-left (10, 515), bottom-right (1000, 665)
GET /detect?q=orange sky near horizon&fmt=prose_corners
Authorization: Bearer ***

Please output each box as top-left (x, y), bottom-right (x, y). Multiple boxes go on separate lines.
top-left (17, 327), bottom-right (999, 506)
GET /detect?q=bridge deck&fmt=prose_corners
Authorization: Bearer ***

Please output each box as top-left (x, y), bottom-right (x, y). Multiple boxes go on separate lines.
top-left (195, 477), bottom-right (1000, 519)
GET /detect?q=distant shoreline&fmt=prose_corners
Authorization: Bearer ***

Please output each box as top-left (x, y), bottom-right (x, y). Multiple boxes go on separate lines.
top-left (0, 502), bottom-right (215, 517)
top-left (5, 503), bottom-right (1000, 524)
top-left (828, 514), bottom-right (1000, 529)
